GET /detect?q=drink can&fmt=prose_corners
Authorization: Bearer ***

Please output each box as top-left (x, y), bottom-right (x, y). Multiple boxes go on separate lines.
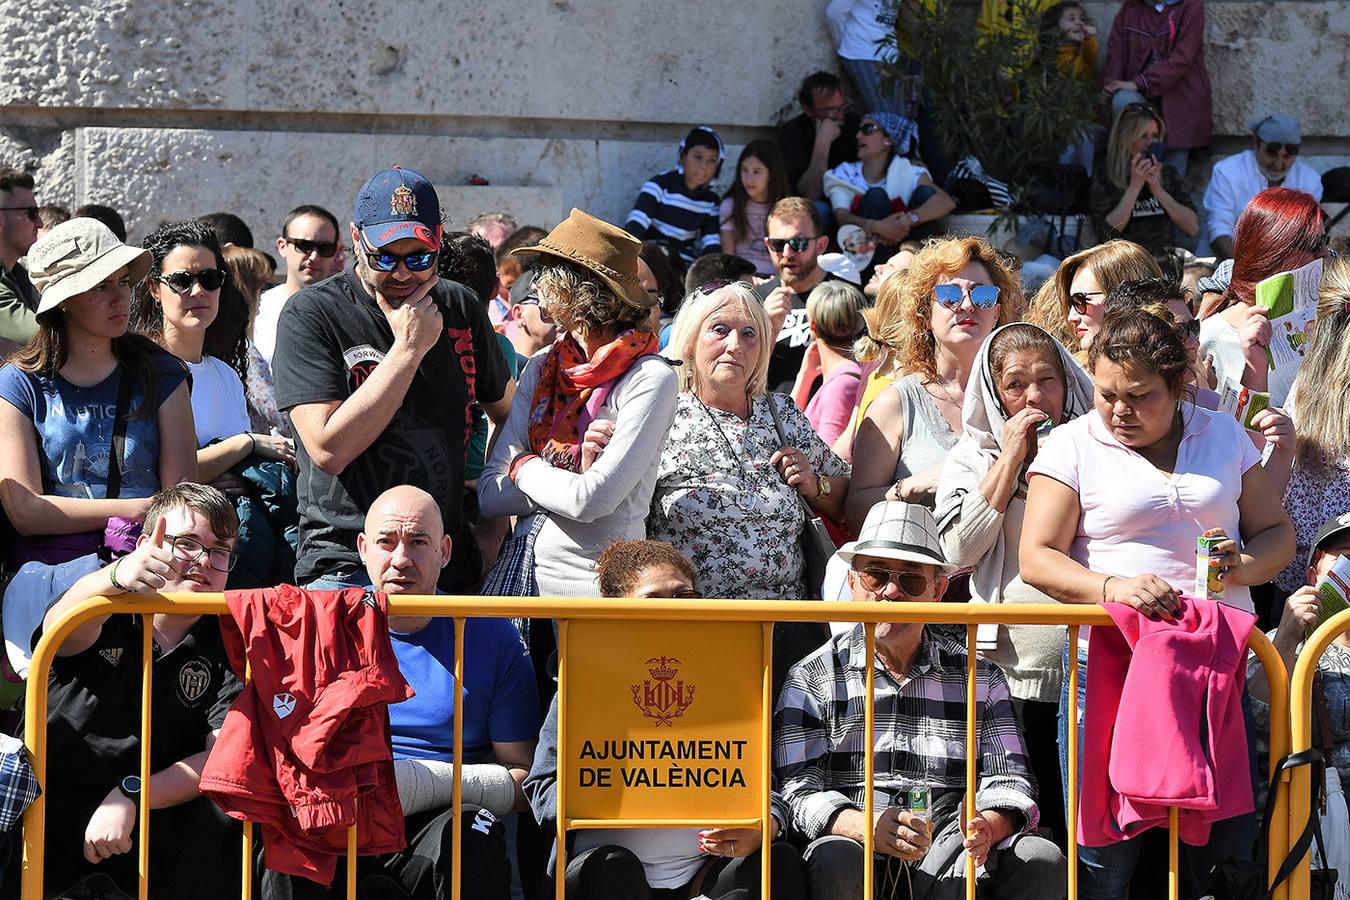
top-left (1195, 535), bottom-right (1225, 601)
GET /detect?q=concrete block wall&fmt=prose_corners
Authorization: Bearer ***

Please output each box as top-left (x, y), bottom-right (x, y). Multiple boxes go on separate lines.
top-left (2, 0), bottom-right (1346, 252)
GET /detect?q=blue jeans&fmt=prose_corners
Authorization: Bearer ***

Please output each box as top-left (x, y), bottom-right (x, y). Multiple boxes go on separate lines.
top-left (1109, 90), bottom-right (1190, 176)
top-left (857, 184), bottom-right (940, 243)
top-left (303, 570), bottom-right (374, 591)
top-left (1057, 643), bottom-right (1257, 899)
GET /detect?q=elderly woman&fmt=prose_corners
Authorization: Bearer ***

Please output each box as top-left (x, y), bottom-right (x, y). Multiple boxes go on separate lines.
top-left (935, 322), bottom-right (1093, 846)
top-left (1020, 309), bottom-right (1294, 897)
top-left (647, 281), bottom-right (850, 601)
top-left (1026, 239), bottom-right (1162, 358)
top-left (479, 209), bottom-right (678, 598)
top-left (846, 236), bottom-right (1023, 528)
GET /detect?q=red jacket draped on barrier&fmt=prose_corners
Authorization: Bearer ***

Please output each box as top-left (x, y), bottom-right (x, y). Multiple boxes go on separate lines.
top-left (1080, 596), bottom-right (1255, 847)
top-left (199, 586), bottom-right (414, 884)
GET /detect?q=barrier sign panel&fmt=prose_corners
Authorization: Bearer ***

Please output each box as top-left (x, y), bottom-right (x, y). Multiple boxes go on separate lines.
top-left (561, 620), bottom-right (765, 821)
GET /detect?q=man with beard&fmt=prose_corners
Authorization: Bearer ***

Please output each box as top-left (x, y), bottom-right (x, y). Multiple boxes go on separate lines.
top-left (1203, 113), bottom-right (1324, 259)
top-left (756, 197), bottom-right (832, 392)
top-left (273, 167), bottom-right (513, 592)
top-left (0, 167), bottom-right (41, 349)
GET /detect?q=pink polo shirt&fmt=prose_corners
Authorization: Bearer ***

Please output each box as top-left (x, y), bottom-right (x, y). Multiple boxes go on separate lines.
top-left (1028, 402), bottom-right (1262, 616)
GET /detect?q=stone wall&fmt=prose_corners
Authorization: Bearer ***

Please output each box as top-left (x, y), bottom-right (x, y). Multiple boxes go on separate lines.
top-left (1, 0), bottom-right (1346, 249)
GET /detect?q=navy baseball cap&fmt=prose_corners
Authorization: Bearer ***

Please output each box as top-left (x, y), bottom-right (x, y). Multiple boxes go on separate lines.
top-left (353, 166), bottom-right (442, 250)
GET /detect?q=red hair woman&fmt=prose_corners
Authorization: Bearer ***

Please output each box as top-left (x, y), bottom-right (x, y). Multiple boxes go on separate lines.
top-left (1197, 186), bottom-right (1329, 407)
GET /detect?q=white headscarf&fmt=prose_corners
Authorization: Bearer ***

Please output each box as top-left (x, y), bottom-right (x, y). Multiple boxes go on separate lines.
top-left (934, 322), bottom-right (1094, 603)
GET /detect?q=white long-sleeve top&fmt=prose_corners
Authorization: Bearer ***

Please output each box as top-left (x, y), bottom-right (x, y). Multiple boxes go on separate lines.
top-left (478, 352), bottom-right (678, 598)
top-left (1201, 150), bottom-right (1324, 247)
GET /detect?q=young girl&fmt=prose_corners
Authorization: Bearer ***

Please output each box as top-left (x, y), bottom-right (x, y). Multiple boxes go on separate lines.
top-left (1042, 1), bottom-right (1097, 83)
top-left (625, 126), bottom-right (724, 269)
top-left (792, 280), bottom-right (866, 448)
top-left (719, 140), bottom-right (789, 277)
top-left (130, 221), bottom-right (294, 487)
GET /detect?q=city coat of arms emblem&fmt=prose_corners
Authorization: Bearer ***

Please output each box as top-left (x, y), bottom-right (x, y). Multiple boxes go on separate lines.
top-left (631, 656), bottom-right (695, 726)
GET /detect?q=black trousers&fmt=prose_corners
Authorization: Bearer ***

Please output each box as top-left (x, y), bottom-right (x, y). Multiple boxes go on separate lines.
top-left (259, 808), bottom-right (509, 900)
top-left (35, 789), bottom-right (240, 900)
top-left (561, 841), bottom-right (807, 900)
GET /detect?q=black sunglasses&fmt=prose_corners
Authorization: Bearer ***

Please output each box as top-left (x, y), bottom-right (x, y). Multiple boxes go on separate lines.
top-left (157, 268), bottom-right (226, 294)
top-left (765, 236), bottom-right (819, 253)
top-left (0, 206), bottom-right (40, 222)
top-left (1068, 290), bottom-right (1106, 314)
top-left (283, 236), bottom-right (338, 258)
top-left (855, 565), bottom-right (931, 598)
top-left (858, 122), bottom-right (882, 136)
top-left (1262, 141), bottom-right (1300, 156)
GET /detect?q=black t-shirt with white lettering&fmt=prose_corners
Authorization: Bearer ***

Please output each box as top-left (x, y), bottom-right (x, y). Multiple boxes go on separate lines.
top-left (272, 269), bottom-right (509, 588)
top-left (39, 614), bottom-right (240, 786)
top-left (756, 275), bottom-right (835, 394)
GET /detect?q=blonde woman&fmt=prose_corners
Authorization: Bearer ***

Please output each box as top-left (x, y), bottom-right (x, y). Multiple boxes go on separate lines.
top-left (648, 281), bottom-right (850, 601)
top-left (1026, 238), bottom-right (1162, 356)
top-left (1089, 103), bottom-right (1199, 257)
top-left (791, 280), bottom-right (866, 447)
top-left (845, 236), bottom-right (1024, 527)
top-left (1276, 257), bottom-right (1350, 593)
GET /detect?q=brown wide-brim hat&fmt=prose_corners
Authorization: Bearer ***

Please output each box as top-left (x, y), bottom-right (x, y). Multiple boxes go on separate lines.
top-left (513, 208), bottom-right (655, 311)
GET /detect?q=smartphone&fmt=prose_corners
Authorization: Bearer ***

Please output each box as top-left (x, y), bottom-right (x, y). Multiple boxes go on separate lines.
top-left (1146, 141), bottom-right (1166, 164)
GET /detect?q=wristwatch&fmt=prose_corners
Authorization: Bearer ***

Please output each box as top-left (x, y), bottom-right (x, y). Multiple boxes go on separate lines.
top-left (119, 774), bottom-right (141, 805)
top-left (908, 212), bottom-right (921, 226)
top-left (816, 474), bottom-right (833, 499)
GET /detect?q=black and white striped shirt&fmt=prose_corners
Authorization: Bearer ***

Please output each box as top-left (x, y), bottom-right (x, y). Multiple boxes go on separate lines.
top-left (625, 169), bottom-right (720, 267)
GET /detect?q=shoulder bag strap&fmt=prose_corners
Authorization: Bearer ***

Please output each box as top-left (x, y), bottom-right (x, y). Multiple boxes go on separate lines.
top-left (766, 392), bottom-right (821, 521)
top-left (105, 369), bottom-right (135, 501)
top-left (1260, 748), bottom-right (1329, 896)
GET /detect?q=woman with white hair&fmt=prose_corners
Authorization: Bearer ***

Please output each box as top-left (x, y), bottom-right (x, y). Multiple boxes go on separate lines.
top-left (647, 281), bottom-right (851, 602)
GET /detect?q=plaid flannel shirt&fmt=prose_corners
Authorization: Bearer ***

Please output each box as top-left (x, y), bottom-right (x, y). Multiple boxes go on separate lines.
top-left (773, 625), bottom-right (1039, 841)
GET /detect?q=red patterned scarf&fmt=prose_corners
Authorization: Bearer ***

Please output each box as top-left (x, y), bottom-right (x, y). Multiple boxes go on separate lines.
top-left (527, 329), bottom-right (658, 470)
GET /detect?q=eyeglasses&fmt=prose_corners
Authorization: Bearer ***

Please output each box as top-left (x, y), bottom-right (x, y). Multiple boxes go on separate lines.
top-left (0, 206), bottom-right (40, 222)
top-left (670, 589), bottom-right (703, 599)
top-left (858, 122), bottom-right (882, 136)
top-left (765, 236), bottom-right (819, 254)
top-left (855, 565), bottom-right (931, 597)
top-left (695, 278), bottom-right (735, 295)
top-left (933, 283), bottom-right (1000, 309)
top-left (1067, 290), bottom-right (1106, 314)
top-left (283, 236), bottom-right (338, 258)
top-left (156, 268), bottom-right (226, 294)
top-left (358, 235), bottom-right (438, 273)
top-left (1261, 141), bottom-right (1300, 157)
top-left (164, 533), bottom-right (238, 573)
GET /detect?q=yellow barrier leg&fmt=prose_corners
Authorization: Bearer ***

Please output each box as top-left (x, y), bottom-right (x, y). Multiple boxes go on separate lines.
top-left (1168, 807), bottom-right (1179, 900)
top-left (761, 622), bottom-right (773, 900)
top-left (346, 816), bottom-right (357, 900)
top-left (556, 619), bottom-right (569, 900)
top-left (864, 622), bottom-right (875, 900)
top-left (1066, 628), bottom-right (1079, 900)
top-left (139, 615), bottom-right (153, 900)
top-left (965, 627), bottom-right (977, 900)
top-left (452, 617), bottom-right (466, 900)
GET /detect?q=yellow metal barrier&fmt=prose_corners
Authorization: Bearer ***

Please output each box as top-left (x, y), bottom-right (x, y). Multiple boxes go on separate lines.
top-left (1286, 607), bottom-right (1350, 899)
top-left (21, 594), bottom-right (1291, 900)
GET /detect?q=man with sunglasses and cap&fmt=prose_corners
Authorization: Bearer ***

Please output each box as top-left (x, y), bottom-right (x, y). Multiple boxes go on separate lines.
top-left (254, 204), bottom-right (345, 373)
top-left (1203, 113), bottom-right (1325, 260)
top-left (775, 500), bottom-right (1065, 899)
top-left (273, 166), bottom-right (513, 594)
top-left (0, 167), bottom-right (41, 350)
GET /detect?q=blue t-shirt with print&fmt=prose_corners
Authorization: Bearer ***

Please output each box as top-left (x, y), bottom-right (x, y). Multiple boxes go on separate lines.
top-left (0, 354), bottom-right (188, 500)
top-left (389, 616), bottom-right (541, 763)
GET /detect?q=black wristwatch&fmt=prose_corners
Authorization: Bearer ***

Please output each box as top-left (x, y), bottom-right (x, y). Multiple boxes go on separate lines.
top-left (118, 774), bottom-right (141, 805)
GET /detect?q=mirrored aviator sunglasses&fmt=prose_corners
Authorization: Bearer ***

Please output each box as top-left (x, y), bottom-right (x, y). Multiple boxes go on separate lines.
top-left (933, 283), bottom-right (1000, 309)
top-left (366, 248), bottom-right (438, 273)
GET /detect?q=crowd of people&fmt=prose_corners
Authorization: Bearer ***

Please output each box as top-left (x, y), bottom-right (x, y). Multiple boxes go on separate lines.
top-left (0, 17), bottom-right (1346, 900)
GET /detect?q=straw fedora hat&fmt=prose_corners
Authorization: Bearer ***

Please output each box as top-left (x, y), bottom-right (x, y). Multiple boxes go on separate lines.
top-left (513, 208), bottom-right (655, 311)
top-left (28, 218), bottom-right (151, 315)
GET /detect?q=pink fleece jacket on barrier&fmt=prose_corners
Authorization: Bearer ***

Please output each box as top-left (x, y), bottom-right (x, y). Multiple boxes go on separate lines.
top-left (1079, 596), bottom-right (1256, 847)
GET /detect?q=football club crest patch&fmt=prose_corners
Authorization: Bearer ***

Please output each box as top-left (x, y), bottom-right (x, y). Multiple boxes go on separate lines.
top-left (178, 659), bottom-right (211, 703)
top-left (273, 692), bottom-right (297, 719)
top-left (390, 184), bottom-right (416, 217)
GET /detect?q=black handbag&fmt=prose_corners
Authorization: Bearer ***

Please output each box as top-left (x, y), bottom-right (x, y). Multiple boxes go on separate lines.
top-left (1204, 747), bottom-right (1337, 899)
top-left (766, 394), bottom-right (837, 600)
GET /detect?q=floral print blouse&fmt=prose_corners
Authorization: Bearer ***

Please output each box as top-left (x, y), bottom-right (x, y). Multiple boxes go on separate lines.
top-left (646, 391), bottom-right (849, 600)
top-left (1276, 457), bottom-right (1350, 592)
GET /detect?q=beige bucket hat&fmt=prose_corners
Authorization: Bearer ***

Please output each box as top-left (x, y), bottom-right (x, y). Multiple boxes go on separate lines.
top-left (27, 218), bottom-right (151, 315)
